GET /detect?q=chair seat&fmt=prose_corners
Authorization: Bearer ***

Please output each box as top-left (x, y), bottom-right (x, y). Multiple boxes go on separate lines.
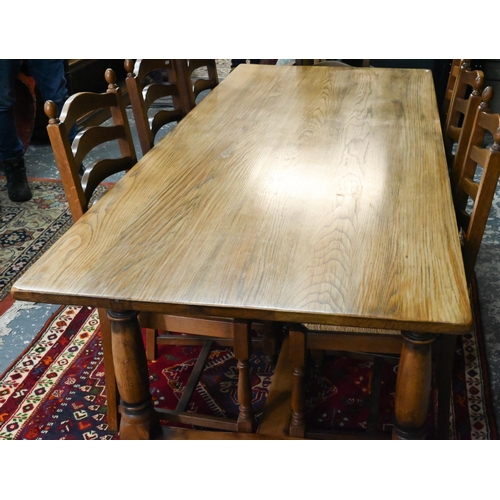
top-left (303, 323), bottom-right (400, 335)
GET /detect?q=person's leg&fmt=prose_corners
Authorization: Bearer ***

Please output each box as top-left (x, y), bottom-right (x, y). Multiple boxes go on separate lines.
top-left (25, 59), bottom-right (68, 115)
top-left (0, 59), bottom-right (32, 202)
top-left (26, 59), bottom-right (76, 141)
top-left (0, 59), bottom-right (24, 162)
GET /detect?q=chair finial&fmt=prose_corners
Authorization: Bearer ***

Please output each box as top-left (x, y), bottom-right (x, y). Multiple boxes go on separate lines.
top-left (479, 86), bottom-right (494, 112)
top-left (44, 100), bottom-right (59, 123)
top-left (471, 73), bottom-right (484, 96)
top-left (124, 59), bottom-right (134, 75)
top-left (461, 59), bottom-right (472, 70)
top-left (491, 127), bottom-right (500, 152)
top-left (105, 68), bottom-right (117, 90)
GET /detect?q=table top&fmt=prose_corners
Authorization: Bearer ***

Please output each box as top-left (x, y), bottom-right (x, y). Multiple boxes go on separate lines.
top-left (12, 64), bottom-right (472, 333)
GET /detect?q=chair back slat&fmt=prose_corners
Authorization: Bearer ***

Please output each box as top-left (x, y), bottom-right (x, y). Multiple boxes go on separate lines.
top-left (143, 82), bottom-right (179, 108)
top-left (461, 176), bottom-right (479, 200)
top-left (73, 124), bottom-right (128, 167)
top-left (448, 124), bottom-right (461, 142)
top-left (150, 110), bottom-right (184, 139)
top-left (454, 97), bottom-right (469, 115)
top-left (83, 157), bottom-right (136, 200)
top-left (478, 105), bottom-right (500, 131)
top-left (59, 92), bottom-right (118, 131)
top-left (469, 143), bottom-right (489, 166)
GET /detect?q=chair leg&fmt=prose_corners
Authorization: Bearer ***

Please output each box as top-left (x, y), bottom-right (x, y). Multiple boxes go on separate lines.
top-left (98, 308), bottom-right (119, 432)
top-left (145, 328), bottom-right (158, 361)
top-left (289, 327), bottom-right (306, 438)
top-left (233, 320), bottom-right (255, 433)
top-left (392, 332), bottom-right (435, 440)
top-left (436, 334), bottom-right (457, 439)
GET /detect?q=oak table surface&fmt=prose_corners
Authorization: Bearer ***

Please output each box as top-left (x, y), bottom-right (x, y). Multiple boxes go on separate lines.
top-left (12, 64), bottom-right (472, 335)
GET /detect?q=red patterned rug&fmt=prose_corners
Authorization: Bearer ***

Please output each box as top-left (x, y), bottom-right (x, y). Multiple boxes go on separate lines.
top-left (0, 278), bottom-right (497, 440)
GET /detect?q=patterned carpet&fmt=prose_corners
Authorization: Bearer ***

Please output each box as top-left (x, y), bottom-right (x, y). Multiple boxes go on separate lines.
top-left (0, 180), bottom-right (72, 306)
top-left (0, 180), bottom-right (108, 307)
top-left (0, 306), bottom-right (274, 440)
top-left (0, 180), bottom-right (108, 373)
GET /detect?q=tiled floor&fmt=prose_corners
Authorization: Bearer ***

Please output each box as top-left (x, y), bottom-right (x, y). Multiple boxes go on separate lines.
top-left (1, 60), bottom-right (500, 434)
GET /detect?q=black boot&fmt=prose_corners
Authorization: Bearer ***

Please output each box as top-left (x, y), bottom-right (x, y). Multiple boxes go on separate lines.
top-left (2, 157), bottom-right (32, 202)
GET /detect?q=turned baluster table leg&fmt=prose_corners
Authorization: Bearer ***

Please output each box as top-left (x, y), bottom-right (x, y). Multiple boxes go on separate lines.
top-left (98, 308), bottom-right (119, 431)
top-left (289, 326), bottom-right (306, 438)
top-left (393, 331), bottom-right (436, 440)
top-left (233, 320), bottom-right (255, 433)
top-left (108, 309), bottom-right (159, 440)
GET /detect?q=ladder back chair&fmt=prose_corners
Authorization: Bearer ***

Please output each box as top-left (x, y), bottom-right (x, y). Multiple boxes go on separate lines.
top-left (454, 86), bottom-right (500, 280)
top-left (441, 59), bottom-right (470, 127)
top-left (173, 59), bottom-right (219, 112)
top-left (44, 68), bottom-right (268, 436)
top-left (45, 69), bottom-right (137, 222)
top-left (124, 59), bottom-right (189, 156)
top-left (443, 64), bottom-right (484, 181)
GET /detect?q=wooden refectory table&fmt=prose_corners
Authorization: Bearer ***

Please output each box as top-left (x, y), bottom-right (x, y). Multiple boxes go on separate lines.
top-left (12, 64), bottom-right (473, 439)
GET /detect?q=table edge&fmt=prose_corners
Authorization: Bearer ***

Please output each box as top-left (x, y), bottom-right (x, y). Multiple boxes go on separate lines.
top-left (11, 287), bottom-right (473, 335)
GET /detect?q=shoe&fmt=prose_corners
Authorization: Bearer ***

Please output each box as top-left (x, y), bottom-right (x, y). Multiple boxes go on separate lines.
top-left (2, 157), bottom-right (32, 202)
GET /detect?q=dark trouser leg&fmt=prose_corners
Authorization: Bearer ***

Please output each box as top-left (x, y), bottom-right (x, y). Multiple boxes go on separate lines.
top-left (25, 59), bottom-right (76, 140)
top-left (0, 59), bottom-right (24, 161)
top-left (393, 331), bottom-right (436, 440)
top-left (25, 60), bottom-right (68, 115)
top-left (0, 60), bottom-right (31, 201)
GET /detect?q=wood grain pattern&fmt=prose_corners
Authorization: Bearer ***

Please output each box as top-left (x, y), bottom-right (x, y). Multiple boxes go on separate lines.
top-left (12, 65), bottom-right (472, 334)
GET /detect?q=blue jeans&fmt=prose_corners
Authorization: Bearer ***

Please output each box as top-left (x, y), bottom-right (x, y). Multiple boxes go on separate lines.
top-left (0, 59), bottom-right (69, 161)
